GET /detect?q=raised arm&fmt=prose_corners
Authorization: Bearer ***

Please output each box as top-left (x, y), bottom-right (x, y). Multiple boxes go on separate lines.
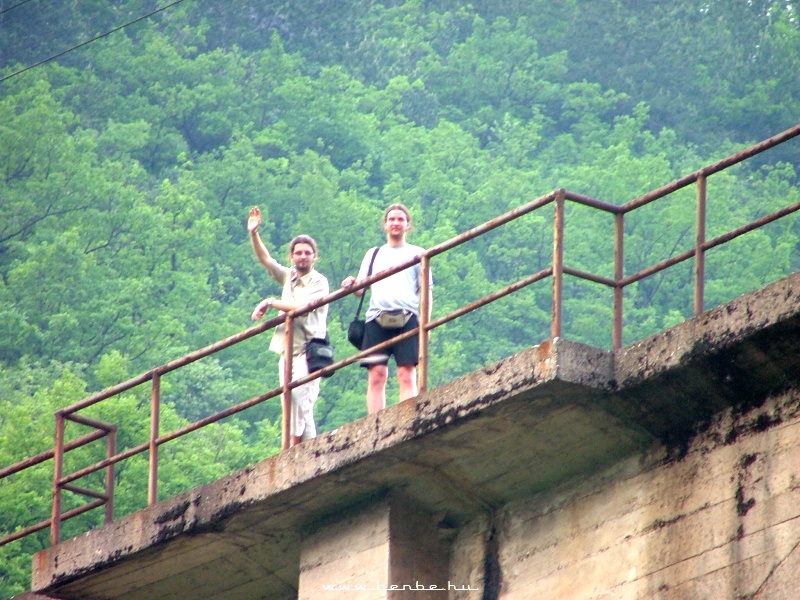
top-left (248, 206), bottom-right (273, 268)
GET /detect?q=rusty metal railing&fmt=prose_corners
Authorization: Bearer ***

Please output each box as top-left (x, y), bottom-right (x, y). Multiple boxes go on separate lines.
top-left (2, 122), bottom-right (799, 550)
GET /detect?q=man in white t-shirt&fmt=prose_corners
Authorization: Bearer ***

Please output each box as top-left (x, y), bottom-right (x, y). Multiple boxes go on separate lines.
top-left (342, 203), bottom-right (432, 414)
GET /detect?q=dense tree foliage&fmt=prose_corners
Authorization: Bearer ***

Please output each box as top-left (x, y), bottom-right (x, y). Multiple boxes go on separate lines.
top-left (1, 0), bottom-right (799, 593)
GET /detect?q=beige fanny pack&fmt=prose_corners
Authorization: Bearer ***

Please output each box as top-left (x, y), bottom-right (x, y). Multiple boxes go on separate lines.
top-left (375, 310), bottom-right (412, 329)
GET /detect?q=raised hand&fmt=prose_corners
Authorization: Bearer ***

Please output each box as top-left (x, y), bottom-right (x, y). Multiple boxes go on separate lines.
top-left (247, 206), bottom-right (262, 234)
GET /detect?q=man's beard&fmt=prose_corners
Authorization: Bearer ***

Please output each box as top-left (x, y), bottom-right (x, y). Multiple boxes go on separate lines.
top-left (388, 230), bottom-right (405, 243)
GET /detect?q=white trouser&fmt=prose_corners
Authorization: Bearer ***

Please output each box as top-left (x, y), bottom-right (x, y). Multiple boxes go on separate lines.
top-left (278, 354), bottom-right (320, 440)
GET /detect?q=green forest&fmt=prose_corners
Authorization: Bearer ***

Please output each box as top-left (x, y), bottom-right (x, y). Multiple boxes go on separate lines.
top-left (1, 0), bottom-right (799, 593)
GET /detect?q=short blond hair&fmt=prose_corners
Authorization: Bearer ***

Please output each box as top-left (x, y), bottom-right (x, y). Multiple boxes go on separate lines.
top-left (289, 234), bottom-right (318, 255)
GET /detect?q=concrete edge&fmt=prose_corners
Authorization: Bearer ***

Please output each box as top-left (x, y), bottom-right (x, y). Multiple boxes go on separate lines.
top-left (614, 272), bottom-right (800, 387)
top-left (32, 337), bottom-right (612, 589)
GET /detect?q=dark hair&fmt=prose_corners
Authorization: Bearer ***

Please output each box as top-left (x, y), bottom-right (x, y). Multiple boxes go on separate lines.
top-left (289, 234), bottom-right (318, 255)
top-left (383, 203), bottom-right (411, 223)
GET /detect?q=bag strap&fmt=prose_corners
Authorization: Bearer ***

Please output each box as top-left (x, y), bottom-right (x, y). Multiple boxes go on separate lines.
top-left (354, 247), bottom-right (380, 318)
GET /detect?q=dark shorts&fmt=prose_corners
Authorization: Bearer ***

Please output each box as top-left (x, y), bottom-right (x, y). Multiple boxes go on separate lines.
top-left (360, 314), bottom-right (419, 368)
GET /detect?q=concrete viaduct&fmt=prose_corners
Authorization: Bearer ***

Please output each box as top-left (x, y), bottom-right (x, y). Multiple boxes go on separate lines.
top-left (15, 271), bottom-right (800, 599)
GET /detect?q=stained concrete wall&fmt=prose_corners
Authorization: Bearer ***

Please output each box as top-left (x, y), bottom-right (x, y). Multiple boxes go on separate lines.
top-left (299, 495), bottom-right (449, 599)
top-left (299, 500), bottom-right (391, 600)
top-left (449, 386), bottom-right (800, 599)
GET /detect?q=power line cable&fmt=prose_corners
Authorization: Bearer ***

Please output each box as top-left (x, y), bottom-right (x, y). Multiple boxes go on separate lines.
top-left (0, 0), bottom-right (188, 84)
top-left (0, 0), bottom-right (36, 17)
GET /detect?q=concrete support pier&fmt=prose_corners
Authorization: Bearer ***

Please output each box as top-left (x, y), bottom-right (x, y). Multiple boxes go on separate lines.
top-left (299, 495), bottom-right (449, 599)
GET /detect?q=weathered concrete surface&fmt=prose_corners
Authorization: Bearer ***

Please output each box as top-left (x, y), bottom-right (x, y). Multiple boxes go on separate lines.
top-left (25, 272), bottom-right (800, 599)
top-left (298, 494), bottom-right (449, 599)
top-left (610, 273), bottom-right (800, 452)
top-left (447, 385), bottom-right (800, 599)
top-left (299, 499), bottom-right (391, 600)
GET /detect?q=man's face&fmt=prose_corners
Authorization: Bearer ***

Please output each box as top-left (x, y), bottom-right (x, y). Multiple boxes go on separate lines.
top-left (290, 242), bottom-right (316, 274)
top-left (384, 209), bottom-right (410, 239)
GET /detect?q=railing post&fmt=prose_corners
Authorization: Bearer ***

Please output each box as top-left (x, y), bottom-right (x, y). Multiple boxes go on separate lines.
top-left (148, 371), bottom-right (160, 506)
top-left (695, 174), bottom-right (707, 316)
top-left (613, 212), bottom-right (625, 351)
top-left (282, 317), bottom-right (294, 451)
top-left (552, 190), bottom-right (565, 339)
top-left (106, 427), bottom-right (116, 524)
top-left (51, 412), bottom-right (65, 545)
top-left (418, 254), bottom-right (431, 393)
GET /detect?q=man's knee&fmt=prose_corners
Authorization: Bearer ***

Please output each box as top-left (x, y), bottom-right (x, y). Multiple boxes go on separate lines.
top-left (368, 364), bottom-right (389, 385)
top-left (396, 364), bottom-right (415, 384)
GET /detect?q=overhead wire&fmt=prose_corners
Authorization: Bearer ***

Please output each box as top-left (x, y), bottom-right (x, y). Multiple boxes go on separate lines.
top-left (0, 0), bottom-right (36, 16)
top-left (0, 0), bottom-right (188, 84)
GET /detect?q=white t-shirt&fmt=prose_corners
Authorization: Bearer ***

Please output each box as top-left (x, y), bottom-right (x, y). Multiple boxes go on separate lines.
top-left (357, 243), bottom-right (431, 321)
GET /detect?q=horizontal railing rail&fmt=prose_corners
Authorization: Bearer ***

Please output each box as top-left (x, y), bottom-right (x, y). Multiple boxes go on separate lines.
top-left (2, 122), bottom-right (799, 550)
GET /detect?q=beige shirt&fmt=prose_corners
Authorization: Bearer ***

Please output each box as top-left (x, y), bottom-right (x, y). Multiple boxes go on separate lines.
top-left (262, 257), bottom-right (329, 356)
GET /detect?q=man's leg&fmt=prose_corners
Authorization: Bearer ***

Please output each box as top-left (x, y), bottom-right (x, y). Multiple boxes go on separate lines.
top-left (392, 315), bottom-right (420, 402)
top-left (361, 320), bottom-right (390, 414)
top-left (396, 364), bottom-right (417, 401)
top-left (281, 355), bottom-right (320, 446)
top-left (367, 364), bottom-right (388, 414)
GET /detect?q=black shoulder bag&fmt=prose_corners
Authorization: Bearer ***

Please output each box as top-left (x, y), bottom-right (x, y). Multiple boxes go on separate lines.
top-left (347, 247), bottom-right (379, 350)
top-left (288, 269), bottom-right (334, 377)
top-left (305, 333), bottom-right (335, 377)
